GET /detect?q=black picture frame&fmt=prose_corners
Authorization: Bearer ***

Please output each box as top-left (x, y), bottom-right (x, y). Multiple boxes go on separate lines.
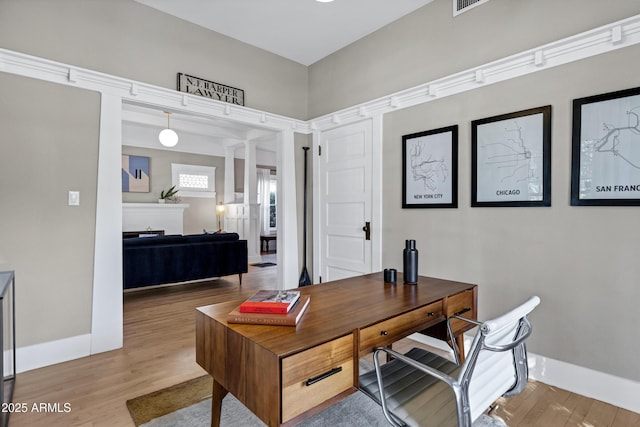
top-left (570, 86), bottom-right (640, 206)
top-left (402, 125), bottom-right (458, 209)
top-left (471, 106), bottom-right (551, 207)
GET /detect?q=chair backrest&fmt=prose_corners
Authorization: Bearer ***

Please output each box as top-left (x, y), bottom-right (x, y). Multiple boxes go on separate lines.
top-left (459, 296), bottom-right (540, 421)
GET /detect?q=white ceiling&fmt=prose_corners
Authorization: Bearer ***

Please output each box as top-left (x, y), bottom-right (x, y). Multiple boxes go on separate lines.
top-left (122, 102), bottom-right (278, 153)
top-left (134, 0), bottom-right (434, 65)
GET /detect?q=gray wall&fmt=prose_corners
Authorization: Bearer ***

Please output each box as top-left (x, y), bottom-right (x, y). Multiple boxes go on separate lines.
top-left (0, 0), bottom-right (309, 351)
top-left (382, 45), bottom-right (640, 381)
top-left (308, 0), bottom-right (640, 117)
top-left (1, 0), bottom-right (638, 382)
top-left (0, 73), bottom-right (100, 347)
top-left (0, 0), bottom-right (308, 120)
top-left (122, 147), bottom-right (226, 234)
top-left (307, 0), bottom-right (640, 380)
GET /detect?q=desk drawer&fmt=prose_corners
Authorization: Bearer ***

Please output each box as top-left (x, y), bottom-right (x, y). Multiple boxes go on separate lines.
top-left (359, 301), bottom-right (443, 354)
top-left (281, 334), bottom-right (354, 423)
top-left (447, 290), bottom-right (475, 333)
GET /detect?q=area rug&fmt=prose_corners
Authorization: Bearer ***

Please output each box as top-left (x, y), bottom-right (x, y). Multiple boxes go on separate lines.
top-left (251, 262), bottom-right (277, 267)
top-left (127, 375), bottom-right (508, 427)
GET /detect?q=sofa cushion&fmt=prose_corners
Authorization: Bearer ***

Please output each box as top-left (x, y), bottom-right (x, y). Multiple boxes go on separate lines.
top-left (122, 232), bottom-right (247, 289)
top-left (183, 233), bottom-right (239, 243)
top-left (123, 235), bottom-right (186, 247)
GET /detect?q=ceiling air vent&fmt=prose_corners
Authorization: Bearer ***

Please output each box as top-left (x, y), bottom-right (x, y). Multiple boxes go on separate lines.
top-left (454, 0), bottom-right (490, 16)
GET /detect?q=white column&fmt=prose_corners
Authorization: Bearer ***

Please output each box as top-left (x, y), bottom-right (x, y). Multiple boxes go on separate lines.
top-left (243, 140), bottom-right (261, 264)
top-left (276, 131), bottom-right (299, 290)
top-left (91, 94), bottom-right (123, 354)
top-left (224, 145), bottom-right (236, 204)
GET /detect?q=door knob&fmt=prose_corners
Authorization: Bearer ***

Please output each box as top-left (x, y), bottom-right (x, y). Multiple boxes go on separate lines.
top-left (362, 222), bottom-right (371, 240)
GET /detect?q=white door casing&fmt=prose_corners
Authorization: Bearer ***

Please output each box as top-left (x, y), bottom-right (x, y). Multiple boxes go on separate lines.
top-left (314, 120), bottom-right (378, 282)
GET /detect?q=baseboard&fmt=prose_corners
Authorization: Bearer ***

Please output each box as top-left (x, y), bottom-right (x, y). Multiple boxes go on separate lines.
top-left (16, 334), bottom-right (91, 373)
top-left (405, 332), bottom-right (639, 414)
top-left (248, 255), bottom-right (263, 264)
top-left (528, 352), bottom-right (640, 414)
top-left (15, 337), bottom-right (640, 415)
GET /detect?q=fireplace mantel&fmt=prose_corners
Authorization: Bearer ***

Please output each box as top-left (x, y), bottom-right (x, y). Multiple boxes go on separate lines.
top-left (122, 203), bottom-right (189, 235)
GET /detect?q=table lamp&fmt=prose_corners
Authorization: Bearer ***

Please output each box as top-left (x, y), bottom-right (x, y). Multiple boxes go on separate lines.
top-left (216, 202), bottom-right (225, 233)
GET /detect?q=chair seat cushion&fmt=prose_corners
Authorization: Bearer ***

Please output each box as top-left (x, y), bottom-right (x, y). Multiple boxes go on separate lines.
top-left (360, 347), bottom-right (461, 427)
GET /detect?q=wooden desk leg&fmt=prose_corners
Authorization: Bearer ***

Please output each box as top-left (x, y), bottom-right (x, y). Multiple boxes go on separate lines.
top-left (211, 379), bottom-right (228, 427)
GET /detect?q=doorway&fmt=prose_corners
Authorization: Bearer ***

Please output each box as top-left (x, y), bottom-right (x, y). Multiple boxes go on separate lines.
top-left (314, 119), bottom-right (382, 282)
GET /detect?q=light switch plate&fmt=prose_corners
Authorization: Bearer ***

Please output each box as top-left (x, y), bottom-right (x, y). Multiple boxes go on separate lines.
top-left (68, 191), bottom-right (80, 206)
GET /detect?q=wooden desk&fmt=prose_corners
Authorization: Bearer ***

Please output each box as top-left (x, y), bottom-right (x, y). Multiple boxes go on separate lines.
top-left (195, 273), bottom-right (477, 427)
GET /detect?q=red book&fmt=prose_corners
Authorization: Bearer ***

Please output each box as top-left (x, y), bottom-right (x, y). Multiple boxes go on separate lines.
top-left (228, 296), bottom-right (310, 326)
top-left (239, 290), bottom-right (300, 314)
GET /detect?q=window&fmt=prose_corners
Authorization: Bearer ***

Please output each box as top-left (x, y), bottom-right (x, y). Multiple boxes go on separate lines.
top-left (269, 178), bottom-right (277, 229)
top-left (171, 163), bottom-right (216, 198)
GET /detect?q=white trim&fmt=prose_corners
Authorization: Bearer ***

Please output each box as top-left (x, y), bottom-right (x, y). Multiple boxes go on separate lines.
top-left (91, 94), bottom-right (123, 354)
top-left (455, 332), bottom-right (640, 413)
top-left (1, 15), bottom-right (639, 137)
top-left (311, 131), bottom-right (322, 283)
top-left (17, 334), bottom-right (91, 373)
top-left (276, 131), bottom-right (299, 290)
top-left (0, 50), bottom-right (310, 134)
top-left (370, 115), bottom-right (383, 273)
top-left (308, 14), bottom-right (640, 130)
top-left (122, 203), bottom-right (190, 235)
top-left (248, 254), bottom-right (263, 264)
top-left (528, 353), bottom-right (640, 414)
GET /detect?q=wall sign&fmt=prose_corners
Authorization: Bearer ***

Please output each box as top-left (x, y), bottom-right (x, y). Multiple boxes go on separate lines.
top-left (177, 73), bottom-right (244, 106)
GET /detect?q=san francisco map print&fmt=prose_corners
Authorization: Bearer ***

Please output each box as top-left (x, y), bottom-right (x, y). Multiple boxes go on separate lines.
top-left (578, 92), bottom-right (640, 201)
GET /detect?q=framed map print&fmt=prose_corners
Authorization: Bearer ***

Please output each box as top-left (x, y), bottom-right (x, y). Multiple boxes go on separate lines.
top-left (471, 106), bottom-right (551, 207)
top-left (402, 125), bottom-right (458, 208)
top-left (571, 86), bottom-right (640, 206)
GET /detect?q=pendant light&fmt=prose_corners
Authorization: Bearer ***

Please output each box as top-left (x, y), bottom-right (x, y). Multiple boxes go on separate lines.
top-left (159, 111), bottom-right (178, 147)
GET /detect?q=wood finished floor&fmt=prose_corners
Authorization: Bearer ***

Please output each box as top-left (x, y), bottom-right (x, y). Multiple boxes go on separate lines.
top-left (9, 257), bottom-right (640, 427)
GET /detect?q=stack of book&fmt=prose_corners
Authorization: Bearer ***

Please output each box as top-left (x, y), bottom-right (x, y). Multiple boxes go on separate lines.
top-left (227, 290), bottom-right (310, 326)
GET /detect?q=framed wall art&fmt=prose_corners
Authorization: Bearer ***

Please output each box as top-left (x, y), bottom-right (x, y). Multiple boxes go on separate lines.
top-left (122, 155), bottom-right (150, 193)
top-left (571, 86), bottom-right (640, 206)
top-left (471, 106), bottom-right (551, 207)
top-left (402, 125), bottom-right (458, 208)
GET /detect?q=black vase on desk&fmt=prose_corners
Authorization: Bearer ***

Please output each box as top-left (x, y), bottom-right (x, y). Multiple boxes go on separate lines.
top-left (403, 240), bottom-right (418, 284)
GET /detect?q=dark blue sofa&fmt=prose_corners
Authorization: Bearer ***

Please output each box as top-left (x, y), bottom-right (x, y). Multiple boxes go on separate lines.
top-left (123, 233), bottom-right (248, 289)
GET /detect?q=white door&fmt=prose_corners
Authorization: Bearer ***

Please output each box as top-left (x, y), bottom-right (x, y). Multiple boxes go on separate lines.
top-left (317, 120), bottom-right (373, 282)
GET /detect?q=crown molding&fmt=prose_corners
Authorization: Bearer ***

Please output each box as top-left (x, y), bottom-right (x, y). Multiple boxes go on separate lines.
top-left (309, 14), bottom-right (640, 131)
top-left (0, 48), bottom-right (310, 134)
top-left (1, 14), bottom-right (639, 134)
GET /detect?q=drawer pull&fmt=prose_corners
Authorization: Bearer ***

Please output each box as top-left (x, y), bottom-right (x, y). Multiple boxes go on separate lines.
top-left (305, 367), bottom-right (342, 386)
top-left (428, 312), bottom-right (435, 317)
top-left (380, 330), bottom-right (388, 336)
top-left (454, 308), bottom-right (471, 316)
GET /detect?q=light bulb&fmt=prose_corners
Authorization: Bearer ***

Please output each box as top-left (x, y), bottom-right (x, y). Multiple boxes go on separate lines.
top-left (159, 128), bottom-right (178, 147)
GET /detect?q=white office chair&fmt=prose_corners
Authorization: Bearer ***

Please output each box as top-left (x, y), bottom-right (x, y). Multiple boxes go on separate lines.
top-left (359, 296), bottom-right (540, 427)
